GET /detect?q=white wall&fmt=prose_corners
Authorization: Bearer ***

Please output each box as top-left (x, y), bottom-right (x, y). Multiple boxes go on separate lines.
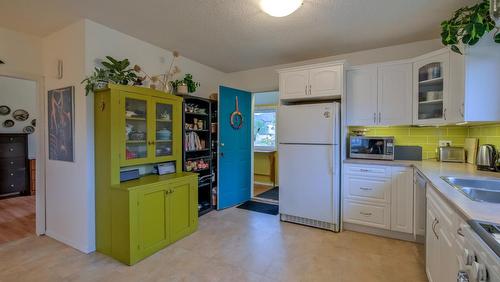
top-left (254, 91), bottom-right (279, 106)
top-left (0, 27), bottom-right (43, 76)
top-left (0, 76), bottom-right (38, 158)
top-left (227, 39), bottom-right (443, 92)
top-left (42, 20), bottom-right (95, 253)
top-left (84, 20), bottom-right (228, 98)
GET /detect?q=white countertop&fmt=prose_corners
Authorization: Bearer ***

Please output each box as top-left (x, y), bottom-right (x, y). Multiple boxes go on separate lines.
top-left (344, 159), bottom-right (500, 225)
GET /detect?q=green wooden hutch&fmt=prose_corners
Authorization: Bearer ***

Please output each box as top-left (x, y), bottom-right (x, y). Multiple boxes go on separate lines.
top-left (94, 84), bottom-right (198, 265)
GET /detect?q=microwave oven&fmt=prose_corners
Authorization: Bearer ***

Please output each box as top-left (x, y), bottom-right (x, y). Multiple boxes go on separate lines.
top-left (349, 136), bottom-right (395, 160)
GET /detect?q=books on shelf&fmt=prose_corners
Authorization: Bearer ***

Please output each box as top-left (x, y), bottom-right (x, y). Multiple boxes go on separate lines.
top-left (185, 131), bottom-right (206, 151)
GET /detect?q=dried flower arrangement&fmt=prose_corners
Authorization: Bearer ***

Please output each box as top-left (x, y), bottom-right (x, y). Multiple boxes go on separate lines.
top-left (134, 51), bottom-right (181, 92)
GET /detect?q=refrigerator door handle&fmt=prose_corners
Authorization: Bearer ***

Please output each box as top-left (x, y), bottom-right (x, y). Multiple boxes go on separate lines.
top-left (328, 146), bottom-right (334, 175)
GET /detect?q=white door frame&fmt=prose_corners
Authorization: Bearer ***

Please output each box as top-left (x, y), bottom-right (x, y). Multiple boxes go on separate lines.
top-left (250, 90), bottom-right (279, 199)
top-left (0, 71), bottom-right (46, 235)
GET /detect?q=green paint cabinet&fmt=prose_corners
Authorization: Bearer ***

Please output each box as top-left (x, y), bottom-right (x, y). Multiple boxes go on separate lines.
top-left (94, 85), bottom-right (198, 265)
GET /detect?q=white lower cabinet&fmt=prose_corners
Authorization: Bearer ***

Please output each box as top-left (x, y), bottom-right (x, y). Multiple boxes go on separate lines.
top-left (426, 184), bottom-right (462, 282)
top-left (343, 164), bottom-right (413, 233)
top-left (391, 167), bottom-right (414, 233)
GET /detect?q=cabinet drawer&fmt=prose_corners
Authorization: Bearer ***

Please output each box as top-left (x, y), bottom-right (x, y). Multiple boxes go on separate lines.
top-left (344, 200), bottom-right (390, 230)
top-left (0, 143), bottom-right (26, 158)
top-left (0, 158), bottom-right (26, 170)
top-left (345, 175), bottom-right (391, 203)
top-left (345, 164), bottom-right (391, 178)
top-left (0, 136), bottom-right (25, 144)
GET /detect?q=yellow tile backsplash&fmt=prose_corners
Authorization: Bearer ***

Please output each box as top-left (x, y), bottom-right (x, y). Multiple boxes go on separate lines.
top-left (349, 123), bottom-right (500, 160)
top-left (349, 126), bottom-right (468, 159)
top-left (468, 124), bottom-right (500, 149)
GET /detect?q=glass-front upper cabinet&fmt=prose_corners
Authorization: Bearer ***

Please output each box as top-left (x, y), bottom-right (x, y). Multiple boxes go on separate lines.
top-left (120, 92), bottom-right (181, 166)
top-left (123, 93), bottom-right (150, 165)
top-left (413, 52), bottom-right (449, 125)
top-left (153, 99), bottom-right (174, 159)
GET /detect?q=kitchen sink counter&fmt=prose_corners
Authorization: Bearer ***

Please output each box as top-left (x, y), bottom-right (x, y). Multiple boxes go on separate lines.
top-left (344, 159), bottom-right (500, 225)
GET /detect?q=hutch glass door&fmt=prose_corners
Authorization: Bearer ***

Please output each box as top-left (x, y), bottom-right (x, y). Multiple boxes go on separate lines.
top-left (123, 95), bottom-right (150, 164)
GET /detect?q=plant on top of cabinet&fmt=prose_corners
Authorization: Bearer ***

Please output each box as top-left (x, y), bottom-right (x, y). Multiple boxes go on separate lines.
top-left (170, 73), bottom-right (201, 94)
top-left (82, 56), bottom-right (139, 95)
top-left (441, 0), bottom-right (499, 55)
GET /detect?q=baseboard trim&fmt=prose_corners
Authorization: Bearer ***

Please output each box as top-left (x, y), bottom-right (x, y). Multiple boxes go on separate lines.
top-left (254, 181), bottom-right (274, 187)
top-left (343, 223), bottom-right (421, 243)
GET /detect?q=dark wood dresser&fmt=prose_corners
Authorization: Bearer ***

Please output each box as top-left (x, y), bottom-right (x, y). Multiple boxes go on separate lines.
top-left (0, 134), bottom-right (30, 196)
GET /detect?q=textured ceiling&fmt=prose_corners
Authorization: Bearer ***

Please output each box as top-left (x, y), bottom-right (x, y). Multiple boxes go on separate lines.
top-left (0, 0), bottom-right (476, 72)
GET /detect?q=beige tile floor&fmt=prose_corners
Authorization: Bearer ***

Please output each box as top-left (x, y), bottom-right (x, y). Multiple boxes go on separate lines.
top-left (0, 207), bottom-right (427, 282)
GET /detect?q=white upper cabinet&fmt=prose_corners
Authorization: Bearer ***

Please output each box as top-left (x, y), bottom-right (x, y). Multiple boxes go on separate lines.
top-left (279, 63), bottom-right (343, 101)
top-left (280, 70), bottom-right (309, 100)
top-left (346, 61), bottom-right (412, 126)
top-left (346, 66), bottom-right (378, 126)
top-left (414, 37), bottom-right (500, 125)
top-left (378, 62), bottom-right (413, 125)
top-left (451, 33), bottom-right (500, 123)
top-left (309, 66), bottom-right (342, 98)
top-left (413, 51), bottom-right (449, 125)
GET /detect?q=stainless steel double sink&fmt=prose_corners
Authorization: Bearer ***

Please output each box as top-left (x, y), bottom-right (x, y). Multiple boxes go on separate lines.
top-left (441, 177), bottom-right (500, 204)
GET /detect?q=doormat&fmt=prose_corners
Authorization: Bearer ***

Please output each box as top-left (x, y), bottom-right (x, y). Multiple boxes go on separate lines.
top-left (256, 186), bottom-right (279, 201)
top-left (237, 200), bottom-right (279, 215)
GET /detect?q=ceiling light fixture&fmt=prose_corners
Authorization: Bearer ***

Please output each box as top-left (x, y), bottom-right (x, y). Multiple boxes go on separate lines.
top-left (260, 0), bottom-right (303, 17)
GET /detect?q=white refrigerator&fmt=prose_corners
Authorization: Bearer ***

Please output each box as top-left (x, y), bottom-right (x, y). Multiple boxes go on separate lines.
top-left (278, 102), bottom-right (340, 232)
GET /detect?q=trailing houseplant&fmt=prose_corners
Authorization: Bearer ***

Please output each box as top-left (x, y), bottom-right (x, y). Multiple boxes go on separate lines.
top-left (441, 0), bottom-right (500, 55)
top-left (82, 56), bottom-right (139, 95)
top-left (169, 73), bottom-right (201, 94)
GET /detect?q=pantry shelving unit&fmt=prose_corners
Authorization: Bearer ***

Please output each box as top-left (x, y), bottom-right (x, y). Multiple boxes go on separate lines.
top-left (210, 98), bottom-right (218, 209)
top-left (182, 96), bottom-right (213, 216)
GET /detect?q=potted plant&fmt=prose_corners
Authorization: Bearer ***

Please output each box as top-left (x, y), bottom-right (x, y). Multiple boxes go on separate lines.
top-left (441, 0), bottom-right (500, 54)
top-left (81, 56), bottom-right (138, 95)
top-left (169, 73), bottom-right (200, 95)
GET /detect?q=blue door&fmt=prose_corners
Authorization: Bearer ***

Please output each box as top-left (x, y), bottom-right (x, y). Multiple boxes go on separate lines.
top-left (218, 86), bottom-right (252, 209)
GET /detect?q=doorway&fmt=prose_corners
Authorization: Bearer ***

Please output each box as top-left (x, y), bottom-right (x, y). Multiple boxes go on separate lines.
top-left (252, 91), bottom-right (279, 204)
top-left (0, 74), bottom-right (45, 244)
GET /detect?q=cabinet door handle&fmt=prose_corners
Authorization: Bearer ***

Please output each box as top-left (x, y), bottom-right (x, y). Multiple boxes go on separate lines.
top-left (457, 227), bottom-right (464, 237)
top-left (360, 212), bottom-right (372, 216)
top-left (166, 190), bottom-right (170, 195)
top-left (432, 218), bottom-right (439, 239)
top-left (305, 85), bottom-right (308, 95)
top-left (443, 108), bottom-right (447, 120)
top-left (308, 85), bottom-right (312, 96)
top-left (459, 103), bottom-right (464, 118)
top-left (373, 113), bottom-right (376, 123)
top-left (378, 112), bottom-right (381, 123)
top-left (359, 169), bottom-right (370, 172)
top-left (359, 187), bottom-right (372, 191)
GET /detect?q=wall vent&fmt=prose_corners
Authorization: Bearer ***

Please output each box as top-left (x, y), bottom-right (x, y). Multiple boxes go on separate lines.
top-left (280, 213), bottom-right (336, 231)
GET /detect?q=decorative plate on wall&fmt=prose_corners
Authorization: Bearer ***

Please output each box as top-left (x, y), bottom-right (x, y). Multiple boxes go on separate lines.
top-left (3, 119), bottom-right (14, 128)
top-left (0, 105), bottom-right (11, 115)
top-left (23, 126), bottom-right (35, 134)
top-left (12, 109), bottom-right (29, 121)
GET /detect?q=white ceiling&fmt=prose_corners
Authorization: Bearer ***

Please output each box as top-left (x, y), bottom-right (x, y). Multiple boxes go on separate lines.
top-left (0, 0), bottom-right (476, 72)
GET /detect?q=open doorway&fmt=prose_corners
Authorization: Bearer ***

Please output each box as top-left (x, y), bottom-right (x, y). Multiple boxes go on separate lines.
top-left (252, 91), bottom-right (279, 204)
top-left (0, 75), bottom-right (42, 244)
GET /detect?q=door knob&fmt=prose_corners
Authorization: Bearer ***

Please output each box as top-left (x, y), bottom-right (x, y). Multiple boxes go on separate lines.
top-left (220, 143), bottom-right (225, 147)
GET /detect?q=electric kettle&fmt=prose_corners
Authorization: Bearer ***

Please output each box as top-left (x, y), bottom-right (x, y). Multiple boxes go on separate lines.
top-left (476, 144), bottom-right (497, 171)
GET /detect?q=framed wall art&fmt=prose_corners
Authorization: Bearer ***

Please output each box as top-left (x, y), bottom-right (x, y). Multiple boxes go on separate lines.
top-left (48, 86), bottom-right (75, 162)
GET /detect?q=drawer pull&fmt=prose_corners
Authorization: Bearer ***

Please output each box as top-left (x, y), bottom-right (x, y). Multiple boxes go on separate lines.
top-left (9, 138), bottom-right (14, 141)
top-left (359, 187), bottom-right (372, 191)
top-left (360, 212), bottom-right (372, 216)
top-left (10, 173), bottom-right (14, 176)
top-left (359, 169), bottom-right (370, 172)
top-left (10, 161), bottom-right (14, 165)
top-left (9, 148), bottom-right (14, 152)
top-left (10, 184), bottom-right (14, 188)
